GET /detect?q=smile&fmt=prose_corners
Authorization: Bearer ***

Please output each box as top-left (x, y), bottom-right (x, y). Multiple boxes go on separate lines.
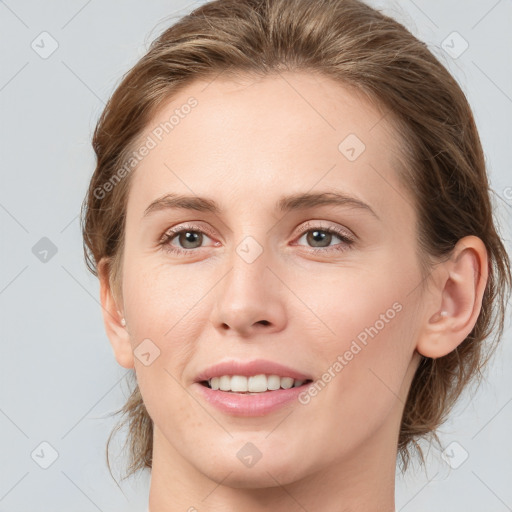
top-left (201, 374), bottom-right (311, 393)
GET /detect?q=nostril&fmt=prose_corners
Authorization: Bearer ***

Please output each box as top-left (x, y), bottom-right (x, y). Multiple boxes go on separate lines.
top-left (258, 320), bottom-right (270, 326)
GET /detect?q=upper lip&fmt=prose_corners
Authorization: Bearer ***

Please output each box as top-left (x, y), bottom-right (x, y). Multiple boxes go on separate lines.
top-left (194, 359), bottom-right (313, 382)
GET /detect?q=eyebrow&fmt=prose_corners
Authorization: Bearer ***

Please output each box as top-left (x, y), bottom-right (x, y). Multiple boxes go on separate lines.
top-left (143, 191), bottom-right (379, 219)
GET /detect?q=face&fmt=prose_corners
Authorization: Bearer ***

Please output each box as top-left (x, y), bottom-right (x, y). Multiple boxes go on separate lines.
top-left (114, 71), bottom-right (426, 488)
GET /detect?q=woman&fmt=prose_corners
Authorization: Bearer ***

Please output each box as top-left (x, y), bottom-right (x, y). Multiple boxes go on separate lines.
top-left (81, 0), bottom-right (511, 510)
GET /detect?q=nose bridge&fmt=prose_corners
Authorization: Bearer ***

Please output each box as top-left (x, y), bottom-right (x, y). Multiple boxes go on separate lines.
top-left (225, 216), bottom-right (273, 284)
top-left (223, 234), bottom-right (271, 306)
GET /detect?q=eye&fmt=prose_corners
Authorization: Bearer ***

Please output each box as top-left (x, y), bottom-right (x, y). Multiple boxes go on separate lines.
top-left (159, 221), bottom-right (355, 256)
top-left (294, 222), bottom-right (355, 253)
top-left (159, 224), bottom-right (218, 256)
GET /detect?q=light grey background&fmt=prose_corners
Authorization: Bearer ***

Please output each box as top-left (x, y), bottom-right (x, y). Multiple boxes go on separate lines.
top-left (0, 1), bottom-right (511, 511)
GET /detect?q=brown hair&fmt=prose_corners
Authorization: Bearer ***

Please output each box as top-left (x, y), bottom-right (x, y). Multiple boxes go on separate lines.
top-left (81, 0), bottom-right (511, 481)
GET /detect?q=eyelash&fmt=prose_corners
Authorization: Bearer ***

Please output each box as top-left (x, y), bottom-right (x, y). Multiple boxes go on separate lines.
top-left (158, 222), bottom-right (355, 256)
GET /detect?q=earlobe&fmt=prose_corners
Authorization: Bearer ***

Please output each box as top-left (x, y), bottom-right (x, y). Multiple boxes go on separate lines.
top-left (98, 258), bottom-right (134, 369)
top-left (416, 236), bottom-right (488, 359)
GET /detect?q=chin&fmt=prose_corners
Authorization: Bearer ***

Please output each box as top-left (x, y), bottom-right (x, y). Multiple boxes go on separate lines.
top-left (205, 463), bottom-right (305, 489)
top-left (196, 448), bottom-right (310, 489)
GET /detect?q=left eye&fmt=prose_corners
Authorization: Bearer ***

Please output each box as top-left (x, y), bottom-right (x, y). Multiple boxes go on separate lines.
top-left (295, 227), bottom-right (353, 250)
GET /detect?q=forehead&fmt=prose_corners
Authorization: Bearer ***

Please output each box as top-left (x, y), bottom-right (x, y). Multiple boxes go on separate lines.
top-left (126, 71), bottom-right (412, 223)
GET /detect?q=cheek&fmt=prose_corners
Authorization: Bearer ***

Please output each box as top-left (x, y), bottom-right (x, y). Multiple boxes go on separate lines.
top-left (292, 250), bottom-right (414, 354)
top-left (123, 258), bottom-right (210, 337)
top-left (121, 257), bottom-right (224, 398)
top-left (293, 254), bottom-right (419, 431)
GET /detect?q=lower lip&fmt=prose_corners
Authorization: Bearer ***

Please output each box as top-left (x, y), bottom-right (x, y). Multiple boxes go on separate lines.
top-left (193, 382), bottom-right (312, 417)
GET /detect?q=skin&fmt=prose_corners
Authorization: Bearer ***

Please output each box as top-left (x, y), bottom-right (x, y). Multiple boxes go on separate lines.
top-left (98, 71), bottom-right (488, 512)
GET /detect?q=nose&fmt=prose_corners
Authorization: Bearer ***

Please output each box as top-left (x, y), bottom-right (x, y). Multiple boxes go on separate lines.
top-left (210, 244), bottom-right (287, 338)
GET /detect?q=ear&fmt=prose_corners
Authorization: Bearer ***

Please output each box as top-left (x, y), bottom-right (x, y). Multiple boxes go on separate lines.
top-left (98, 257), bottom-right (134, 369)
top-left (416, 236), bottom-right (488, 359)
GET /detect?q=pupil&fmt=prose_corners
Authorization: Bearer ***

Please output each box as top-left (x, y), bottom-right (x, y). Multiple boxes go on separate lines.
top-left (308, 230), bottom-right (331, 247)
top-left (180, 231), bottom-right (202, 248)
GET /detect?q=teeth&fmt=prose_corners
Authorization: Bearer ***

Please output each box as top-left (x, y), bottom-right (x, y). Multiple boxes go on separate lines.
top-left (208, 374), bottom-right (307, 393)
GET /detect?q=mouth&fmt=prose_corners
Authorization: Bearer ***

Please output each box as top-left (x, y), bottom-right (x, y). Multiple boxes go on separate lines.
top-left (194, 362), bottom-right (315, 416)
top-left (199, 374), bottom-right (314, 394)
